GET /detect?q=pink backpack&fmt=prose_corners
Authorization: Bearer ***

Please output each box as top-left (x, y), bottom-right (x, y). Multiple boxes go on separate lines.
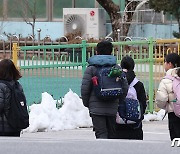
top-left (164, 75), bottom-right (180, 118)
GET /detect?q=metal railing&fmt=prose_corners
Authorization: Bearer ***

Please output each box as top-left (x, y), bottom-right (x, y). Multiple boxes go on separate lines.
top-left (11, 38), bottom-right (180, 113)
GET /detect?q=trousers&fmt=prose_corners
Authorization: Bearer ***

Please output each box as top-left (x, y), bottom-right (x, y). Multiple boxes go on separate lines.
top-left (168, 112), bottom-right (180, 141)
top-left (91, 114), bottom-right (116, 139)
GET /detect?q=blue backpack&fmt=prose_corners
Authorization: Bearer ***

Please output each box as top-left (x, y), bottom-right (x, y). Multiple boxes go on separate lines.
top-left (116, 77), bottom-right (143, 127)
top-left (92, 65), bottom-right (125, 101)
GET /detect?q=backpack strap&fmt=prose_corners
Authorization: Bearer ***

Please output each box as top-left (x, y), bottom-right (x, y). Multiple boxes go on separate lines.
top-left (163, 75), bottom-right (174, 81)
top-left (129, 77), bottom-right (139, 87)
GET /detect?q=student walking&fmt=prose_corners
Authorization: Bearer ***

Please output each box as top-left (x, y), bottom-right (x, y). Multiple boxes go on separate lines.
top-left (156, 53), bottom-right (180, 141)
top-left (0, 59), bottom-right (28, 137)
top-left (115, 55), bottom-right (147, 140)
top-left (81, 41), bottom-right (128, 139)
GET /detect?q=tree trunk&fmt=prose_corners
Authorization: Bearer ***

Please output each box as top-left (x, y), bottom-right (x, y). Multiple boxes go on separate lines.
top-left (32, 17), bottom-right (36, 39)
top-left (96, 0), bottom-right (137, 41)
top-left (32, 24), bottom-right (35, 39)
top-left (96, 0), bottom-right (121, 41)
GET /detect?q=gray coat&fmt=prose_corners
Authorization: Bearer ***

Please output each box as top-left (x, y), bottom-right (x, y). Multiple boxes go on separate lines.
top-left (0, 80), bottom-right (22, 133)
top-left (81, 55), bottom-right (128, 116)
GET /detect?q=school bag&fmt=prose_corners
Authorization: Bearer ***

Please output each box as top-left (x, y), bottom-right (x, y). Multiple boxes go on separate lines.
top-left (0, 80), bottom-right (29, 130)
top-left (164, 75), bottom-right (180, 118)
top-left (116, 77), bottom-right (143, 126)
top-left (92, 65), bottom-right (125, 101)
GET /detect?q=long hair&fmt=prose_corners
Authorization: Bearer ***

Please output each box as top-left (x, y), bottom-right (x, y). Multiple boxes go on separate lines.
top-left (165, 53), bottom-right (180, 77)
top-left (0, 59), bottom-right (22, 81)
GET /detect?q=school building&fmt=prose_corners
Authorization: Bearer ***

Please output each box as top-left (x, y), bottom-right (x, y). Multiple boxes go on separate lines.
top-left (0, 0), bottom-right (179, 41)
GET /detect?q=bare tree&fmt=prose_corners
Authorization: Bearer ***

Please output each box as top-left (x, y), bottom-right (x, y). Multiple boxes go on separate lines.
top-left (96, 0), bottom-right (138, 41)
top-left (0, 15), bottom-right (6, 35)
top-left (0, 2), bottom-right (6, 35)
top-left (17, 0), bottom-right (37, 39)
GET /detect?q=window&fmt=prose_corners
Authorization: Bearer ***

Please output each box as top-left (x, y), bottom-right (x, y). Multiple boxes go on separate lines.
top-left (75, 0), bottom-right (94, 8)
top-left (113, 0), bottom-right (120, 5)
top-left (0, 0), bottom-right (3, 18)
top-left (165, 13), bottom-right (176, 23)
top-left (7, 0), bottom-right (46, 19)
top-left (53, 0), bottom-right (72, 18)
top-left (1, 0), bottom-right (97, 20)
top-left (53, 0), bottom-right (96, 19)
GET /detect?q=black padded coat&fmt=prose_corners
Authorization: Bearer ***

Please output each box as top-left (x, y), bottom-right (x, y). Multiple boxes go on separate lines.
top-left (0, 80), bottom-right (22, 133)
top-left (81, 55), bottom-right (128, 116)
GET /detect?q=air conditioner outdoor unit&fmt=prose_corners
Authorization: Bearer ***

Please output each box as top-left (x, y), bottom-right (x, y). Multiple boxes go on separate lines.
top-left (63, 8), bottom-right (106, 39)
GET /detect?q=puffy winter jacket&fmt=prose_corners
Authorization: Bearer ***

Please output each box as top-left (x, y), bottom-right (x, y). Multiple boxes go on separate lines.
top-left (0, 80), bottom-right (22, 133)
top-left (156, 68), bottom-right (178, 113)
top-left (81, 55), bottom-right (128, 116)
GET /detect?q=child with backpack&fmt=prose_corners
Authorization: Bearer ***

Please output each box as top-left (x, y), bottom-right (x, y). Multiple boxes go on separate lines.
top-left (81, 41), bottom-right (128, 139)
top-left (156, 53), bottom-right (180, 141)
top-left (115, 56), bottom-right (147, 140)
top-left (0, 59), bottom-right (29, 137)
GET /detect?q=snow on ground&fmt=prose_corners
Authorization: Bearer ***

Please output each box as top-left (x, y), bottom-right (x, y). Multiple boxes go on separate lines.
top-left (24, 90), bottom-right (167, 133)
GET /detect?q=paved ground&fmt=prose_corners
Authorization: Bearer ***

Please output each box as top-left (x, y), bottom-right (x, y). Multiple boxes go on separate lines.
top-left (19, 120), bottom-right (169, 141)
top-left (0, 120), bottom-right (179, 154)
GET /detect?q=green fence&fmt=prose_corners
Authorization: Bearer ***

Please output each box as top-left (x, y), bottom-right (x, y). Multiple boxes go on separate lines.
top-left (14, 38), bottom-right (180, 113)
top-left (17, 41), bottom-right (87, 107)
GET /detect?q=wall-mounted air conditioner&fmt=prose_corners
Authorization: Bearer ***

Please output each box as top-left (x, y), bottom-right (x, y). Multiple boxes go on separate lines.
top-left (63, 8), bottom-right (106, 39)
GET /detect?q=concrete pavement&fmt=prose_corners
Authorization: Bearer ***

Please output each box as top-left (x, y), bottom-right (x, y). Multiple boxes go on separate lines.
top-left (0, 120), bottom-right (179, 154)
top-left (20, 120), bottom-right (169, 141)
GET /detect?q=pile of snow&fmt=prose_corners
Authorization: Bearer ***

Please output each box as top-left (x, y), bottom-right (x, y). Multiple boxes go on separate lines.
top-left (25, 90), bottom-right (92, 132)
top-left (144, 109), bottom-right (167, 121)
top-left (25, 90), bottom-right (167, 133)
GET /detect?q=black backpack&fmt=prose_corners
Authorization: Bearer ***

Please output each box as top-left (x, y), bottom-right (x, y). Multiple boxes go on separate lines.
top-left (92, 65), bottom-right (125, 101)
top-left (0, 80), bottom-right (29, 130)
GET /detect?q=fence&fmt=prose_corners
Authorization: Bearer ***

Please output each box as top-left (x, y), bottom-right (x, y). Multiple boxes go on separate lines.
top-left (11, 38), bottom-right (180, 113)
top-left (0, 36), bottom-right (67, 59)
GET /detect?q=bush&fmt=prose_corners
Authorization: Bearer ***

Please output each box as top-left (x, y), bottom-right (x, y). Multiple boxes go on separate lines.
top-left (173, 31), bottom-right (180, 38)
